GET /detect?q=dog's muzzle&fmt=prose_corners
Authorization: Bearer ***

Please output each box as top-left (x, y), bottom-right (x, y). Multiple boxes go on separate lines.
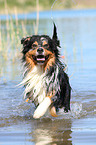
top-left (37, 47), bottom-right (44, 54)
top-left (32, 47), bottom-right (49, 64)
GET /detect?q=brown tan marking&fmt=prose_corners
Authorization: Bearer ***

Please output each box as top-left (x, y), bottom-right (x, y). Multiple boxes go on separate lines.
top-left (49, 106), bottom-right (58, 117)
top-left (25, 41), bottom-right (39, 70)
top-left (25, 37), bottom-right (31, 42)
top-left (26, 37), bottom-right (31, 41)
top-left (24, 37), bottom-right (31, 43)
top-left (47, 90), bottom-right (58, 117)
top-left (25, 49), bottom-right (37, 71)
top-left (32, 41), bottom-right (38, 48)
top-left (44, 49), bottom-right (55, 70)
top-left (42, 41), bottom-right (49, 46)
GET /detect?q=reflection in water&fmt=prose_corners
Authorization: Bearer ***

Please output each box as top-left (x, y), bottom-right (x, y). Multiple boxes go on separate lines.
top-left (29, 118), bottom-right (72, 145)
top-left (32, 129), bottom-right (52, 145)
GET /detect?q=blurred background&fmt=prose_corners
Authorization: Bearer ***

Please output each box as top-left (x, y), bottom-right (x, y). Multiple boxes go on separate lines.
top-left (0, 0), bottom-right (96, 14)
top-left (0, 0), bottom-right (96, 145)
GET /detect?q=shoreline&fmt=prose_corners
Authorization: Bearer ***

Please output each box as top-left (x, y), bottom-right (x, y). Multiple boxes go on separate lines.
top-left (0, 4), bottom-right (96, 15)
top-left (0, 7), bottom-right (96, 15)
top-left (1, 0), bottom-right (96, 15)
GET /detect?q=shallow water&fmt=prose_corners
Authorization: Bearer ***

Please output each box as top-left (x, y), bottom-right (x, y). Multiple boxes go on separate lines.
top-left (0, 9), bottom-right (96, 144)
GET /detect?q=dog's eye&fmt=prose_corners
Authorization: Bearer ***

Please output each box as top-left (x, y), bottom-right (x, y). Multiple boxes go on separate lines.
top-left (32, 44), bottom-right (38, 49)
top-left (43, 44), bottom-right (49, 48)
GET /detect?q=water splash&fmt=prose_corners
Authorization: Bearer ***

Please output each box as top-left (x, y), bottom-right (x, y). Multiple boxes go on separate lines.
top-left (71, 102), bottom-right (83, 118)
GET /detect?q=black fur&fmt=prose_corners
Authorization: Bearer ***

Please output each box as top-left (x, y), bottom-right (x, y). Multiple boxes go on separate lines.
top-left (46, 59), bottom-right (71, 112)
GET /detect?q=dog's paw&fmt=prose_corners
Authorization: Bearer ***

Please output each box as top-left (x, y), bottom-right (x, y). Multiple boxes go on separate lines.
top-left (33, 109), bottom-right (42, 119)
top-left (33, 104), bottom-right (45, 119)
top-left (33, 97), bottom-right (51, 119)
top-left (64, 108), bottom-right (69, 113)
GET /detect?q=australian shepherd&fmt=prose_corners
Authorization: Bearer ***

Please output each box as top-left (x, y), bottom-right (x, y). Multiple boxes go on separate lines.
top-left (20, 24), bottom-right (71, 119)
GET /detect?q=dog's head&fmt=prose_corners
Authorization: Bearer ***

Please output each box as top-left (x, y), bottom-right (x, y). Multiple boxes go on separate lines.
top-left (21, 24), bottom-right (60, 70)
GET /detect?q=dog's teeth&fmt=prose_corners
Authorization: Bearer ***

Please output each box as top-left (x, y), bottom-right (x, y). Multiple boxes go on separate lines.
top-left (33, 97), bottom-right (51, 119)
top-left (37, 58), bottom-right (45, 61)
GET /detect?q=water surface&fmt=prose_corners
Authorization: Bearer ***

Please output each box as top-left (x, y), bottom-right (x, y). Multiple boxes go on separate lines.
top-left (0, 10), bottom-right (96, 145)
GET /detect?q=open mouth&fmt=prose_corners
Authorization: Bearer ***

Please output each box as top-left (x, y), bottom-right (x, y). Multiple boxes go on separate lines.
top-left (32, 55), bottom-right (49, 63)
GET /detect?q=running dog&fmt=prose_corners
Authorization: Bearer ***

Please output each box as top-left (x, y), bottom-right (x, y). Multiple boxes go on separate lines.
top-left (21, 24), bottom-right (71, 119)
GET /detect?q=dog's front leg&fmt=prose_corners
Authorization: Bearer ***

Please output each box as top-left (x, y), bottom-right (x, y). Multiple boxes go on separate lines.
top-left (33, 97), bottom-right (52, 119)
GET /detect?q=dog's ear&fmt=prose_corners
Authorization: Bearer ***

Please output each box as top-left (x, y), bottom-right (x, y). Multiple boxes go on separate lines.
top-left (52, 23), bottom-right (58, 40)
top-left (52, 23), bottom-right (60, 47)
top-left (21, 37), bottom-right (31, 46)
top-left (21, 38), bottom-right (26, 44)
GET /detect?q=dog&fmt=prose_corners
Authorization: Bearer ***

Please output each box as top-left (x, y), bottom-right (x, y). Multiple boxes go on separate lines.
top-left (21, 24), bottom-right (71, 119)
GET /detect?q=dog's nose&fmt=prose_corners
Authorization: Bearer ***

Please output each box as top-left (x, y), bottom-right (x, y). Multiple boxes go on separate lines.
top-left (37, 47), bottom-right (44, 53)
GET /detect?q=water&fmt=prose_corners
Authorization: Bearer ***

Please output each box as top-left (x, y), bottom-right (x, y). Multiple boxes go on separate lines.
top-left (0, 10), bottom-right (96, 144)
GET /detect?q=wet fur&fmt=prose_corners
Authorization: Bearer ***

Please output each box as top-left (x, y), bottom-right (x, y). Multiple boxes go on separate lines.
top-left (21, 24), bottom-right (71, 118)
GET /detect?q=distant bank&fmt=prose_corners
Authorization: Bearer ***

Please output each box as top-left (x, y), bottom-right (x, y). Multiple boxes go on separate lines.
top-left (0, 0), bottom-right (96, 14)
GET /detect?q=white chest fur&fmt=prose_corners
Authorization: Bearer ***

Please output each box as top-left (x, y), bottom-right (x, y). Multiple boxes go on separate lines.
top-left (21, 66), bottom-right (46, 106)
top-left (21, 64), bottom-right (60, 107)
